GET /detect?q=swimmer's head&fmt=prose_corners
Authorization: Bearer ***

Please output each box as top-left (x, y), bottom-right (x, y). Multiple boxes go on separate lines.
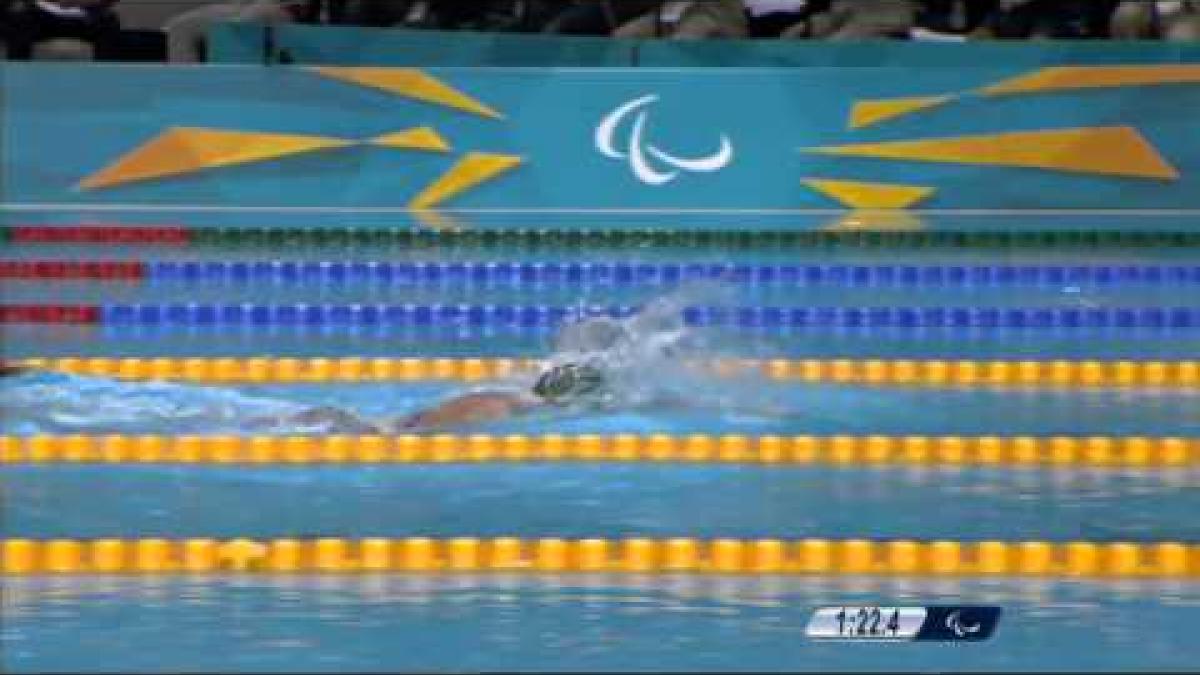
top-left (533, 362), bottom-right (606, 404)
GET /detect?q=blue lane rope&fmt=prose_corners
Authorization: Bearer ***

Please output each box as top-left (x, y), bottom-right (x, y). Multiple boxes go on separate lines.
top-left (144, 262), bottom-right (1200, 287)
top-left (97, 304), bottom-right (1200, 330)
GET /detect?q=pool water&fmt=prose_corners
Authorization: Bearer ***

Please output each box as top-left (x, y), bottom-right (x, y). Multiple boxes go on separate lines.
top-left (6, 575), bottom-right (1199, 672)
top-left (2, 213), bottom-right (1199, 671)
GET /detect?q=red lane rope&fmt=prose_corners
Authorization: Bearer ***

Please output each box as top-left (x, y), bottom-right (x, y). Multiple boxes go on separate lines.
top-left (10, 226), bottom-right (190, 244)
top-left (0, 305), bottom-right (100, 324)
top-left (0, 261), bottom-right (144, 280)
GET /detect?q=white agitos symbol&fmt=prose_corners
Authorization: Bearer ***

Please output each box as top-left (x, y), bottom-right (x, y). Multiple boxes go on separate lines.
top-left (946, 610), bottom-right (982, 637)
top-left (595, 94), bottom-right (733, 186)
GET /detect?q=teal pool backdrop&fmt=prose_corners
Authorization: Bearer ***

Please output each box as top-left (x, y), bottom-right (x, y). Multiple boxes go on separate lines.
top-left (3, 62), bottom-right (1200, 216)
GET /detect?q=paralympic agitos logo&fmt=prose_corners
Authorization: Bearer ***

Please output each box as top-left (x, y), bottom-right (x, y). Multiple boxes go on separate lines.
top-left (594, 94), bottom-right (734, 186)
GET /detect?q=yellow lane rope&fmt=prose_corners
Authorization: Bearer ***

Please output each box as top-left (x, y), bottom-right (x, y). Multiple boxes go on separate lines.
top-left (2, 434), bottom-right (1194, 467)
top-left (2, 537), bottom-right (1195, 577)
top-left (15, 357), bottom-right (1200, 388)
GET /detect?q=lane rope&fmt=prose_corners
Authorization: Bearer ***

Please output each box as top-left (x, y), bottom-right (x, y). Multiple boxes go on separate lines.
top-left (2, 434), bottom-right (1194, 467)
top-left (8, 226), bottom-right (1200, 249)
top-left (14, 357), bottom-right (1200, 389)
top-left (7, 260), bottom-right (1200, 287)
top-left (0, 261), bottom-right (143, 280)
top-left (5, 304), bottom-right (1200, 329)
top-left (2, 537), bottom-right (1195, 577)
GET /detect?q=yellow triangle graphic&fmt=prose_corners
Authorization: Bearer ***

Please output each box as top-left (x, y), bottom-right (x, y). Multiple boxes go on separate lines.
top-left (370, 127), bottom-right (452, 153)
top-left (848, 95), bottom-right (952, 129)
top-left (310, 67), bottom-right (503, 119)
top-left (981, 65), bottom-right (1200, 97)
top-left (79, 127), bottom-right (354, 190)
top-left (802, 178), bottom-right (934, 209)
top-left (807, 126), bottom-right (1179, 180)
top-left (824, 210), bottom-right (926, 232)
top-left (409, 152), bottom-right (523, 209)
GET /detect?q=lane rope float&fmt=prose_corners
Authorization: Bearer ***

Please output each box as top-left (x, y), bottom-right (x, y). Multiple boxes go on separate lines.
top-left (8, 225), bottom-right (1200, 249)
top-left (14, 357), bottom-right (1200, 389)
top-left (2, 434), bottom-right (1194, 468)
top-left (5, 304), bottom-right (1200, 330)
top-left (2, 537), bottom-right (1195, 577)
top-left (6, 260), bottom-right (1200, 287)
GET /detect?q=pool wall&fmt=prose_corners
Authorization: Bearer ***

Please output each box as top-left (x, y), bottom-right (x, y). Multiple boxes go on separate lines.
top-left (2, 63), bottom-right (1199, 214)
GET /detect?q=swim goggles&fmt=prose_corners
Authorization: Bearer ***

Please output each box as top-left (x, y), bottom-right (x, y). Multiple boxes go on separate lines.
top-left (532, 362), bottom-right (606, 404)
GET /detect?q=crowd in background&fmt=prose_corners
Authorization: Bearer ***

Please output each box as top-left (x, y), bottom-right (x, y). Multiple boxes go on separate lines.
top-left (2, 0), bottom-right (1198, 62)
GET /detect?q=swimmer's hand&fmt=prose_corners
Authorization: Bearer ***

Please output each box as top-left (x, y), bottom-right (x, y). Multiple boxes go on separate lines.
top-left (394, 391), bottom-right (534, 431)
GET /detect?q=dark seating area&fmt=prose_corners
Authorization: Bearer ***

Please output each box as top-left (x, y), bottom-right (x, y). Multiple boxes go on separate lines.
top-left (2, 0), bottom-right (1197, 63)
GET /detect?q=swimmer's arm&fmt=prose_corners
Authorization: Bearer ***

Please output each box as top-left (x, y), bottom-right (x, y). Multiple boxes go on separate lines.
top-left (0, 364), bottom-right (30, 377)
top-left (392, 390), bottom-right (540, 431)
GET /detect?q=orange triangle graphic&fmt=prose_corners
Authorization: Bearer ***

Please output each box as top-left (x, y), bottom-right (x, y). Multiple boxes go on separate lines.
top-left (370, 127), bottom-right (452, 153)
top-left (409, 153), bottom-right (523, 209)
top-left (807, 126), bottom-right (1178, 180)
top-left (803, 178), bottom-right (935, 209)
top-left (310, 67), bottom-right (503, 119)
top-left (981, 65), bottom-right (1200, 96)
top-left (79, 127), bottom-right (354, 190)
top-left (848, 95), bottom-right (952, 129)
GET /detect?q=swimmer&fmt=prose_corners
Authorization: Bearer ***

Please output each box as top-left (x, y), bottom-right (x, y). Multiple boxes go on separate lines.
top-left (1, 358), bottom-right (621, 434)
top-left (3, 286), bottom-right (776, 435)
top-left (282, 361), bottom-right (610, 433)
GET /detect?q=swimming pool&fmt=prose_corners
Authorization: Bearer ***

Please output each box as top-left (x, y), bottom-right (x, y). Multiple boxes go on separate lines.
top-left (2, 211), bottom-right (1199, 671)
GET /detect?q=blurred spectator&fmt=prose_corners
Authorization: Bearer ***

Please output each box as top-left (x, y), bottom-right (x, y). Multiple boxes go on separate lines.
top-left (914, 0), bottom-right (996, 35)
top-left (163, 0), bottom-right (315, 62)
top-left (971, 0), bottom-right (1119, 39)
top-left (388, 1), bottom-right (535, 30)
top-left (541, 0), bottom-right (659, 35)
top-left (1, 0), bottom-right (12, 54)
top-left (4, 0), bottom-right (122, 59)
top-left (517, 0), bottom-right (586, 32)
top-left (781, 0), bottom-right (917, 39)
top-left (614, 0), bottom-right (748, 39)
top-left (417, 0), bottom-right (494, 29)
top-left (1111, 0), bottom-right (1199, 40)
top-left (744, 0), bottom-right (830, 38)
top-left (337, 0), bottom-right (415, 26)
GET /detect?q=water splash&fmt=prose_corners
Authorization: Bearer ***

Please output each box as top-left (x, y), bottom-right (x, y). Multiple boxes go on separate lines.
top-left (0, 369), bottom-right (311, 435)
top-left (526, 282), bottom-right (788, 419)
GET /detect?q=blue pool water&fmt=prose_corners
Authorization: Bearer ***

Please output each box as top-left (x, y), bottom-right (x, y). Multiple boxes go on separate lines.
top-left (5, 465), bottom-right (1198, 542)
top-left (5, 575), bottom-right (1200, 672)
top-left (3, 213), bottom-right (1200, 671)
